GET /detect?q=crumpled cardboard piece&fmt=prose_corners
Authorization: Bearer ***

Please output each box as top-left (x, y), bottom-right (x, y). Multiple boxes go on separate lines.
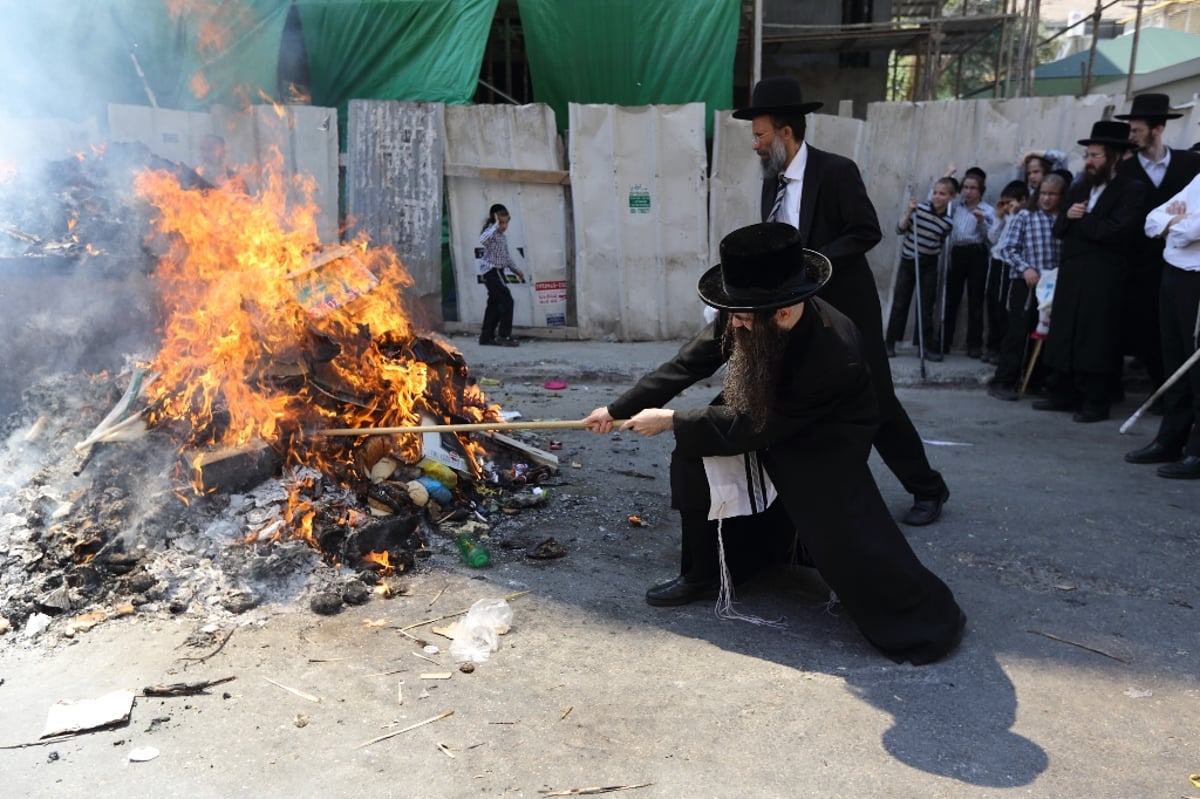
top-left (43, 689), bottom-right (135, 738)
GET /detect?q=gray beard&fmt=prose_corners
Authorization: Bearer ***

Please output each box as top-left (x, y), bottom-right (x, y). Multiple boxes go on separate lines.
top-left (759, 138), bottom-right (790, 181)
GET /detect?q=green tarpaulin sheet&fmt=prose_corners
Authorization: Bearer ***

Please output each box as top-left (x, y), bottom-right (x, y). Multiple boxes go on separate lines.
top-left (517, 0), bottom-right (739, 133)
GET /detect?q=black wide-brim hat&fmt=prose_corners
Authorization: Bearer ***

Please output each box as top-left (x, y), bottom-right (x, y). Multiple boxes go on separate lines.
top-left (697, 223), bottom-right (831, 312)
top-left (732, 76), bottom-right (823, 120)
top-left (1114, 93), bottom-right (1182, 121)
top-left (1077, 119), bottom-right (1137, 149)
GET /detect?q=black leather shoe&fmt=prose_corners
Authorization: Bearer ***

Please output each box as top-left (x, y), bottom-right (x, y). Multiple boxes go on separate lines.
top-left (645, 576), bottom-right (720, 607)
top-left (967, 347), bottom-right (982, 358)
top-left (495, 337), bottom-right (520, 347)
top-left (885, 342), bottom-right (896, 358)
top-left (1032, 397), bottom-right (1078, 412)
top-left (1157, 455), bottom-right (1200, 480)
top-left (988, 383), bottom-right (1019, 402)
top-left (901, 488), bottom-right (949, 526)
top-left (1124, 441), bottom-right (1182, 464)
top-left (1072, 408), bottom-right (1109, 423)
top-left (924, 351), bottom-right (944, 362)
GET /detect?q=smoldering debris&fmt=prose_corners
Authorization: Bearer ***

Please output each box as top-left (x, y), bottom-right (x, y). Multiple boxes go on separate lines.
top-left (0, 366), bottom-right (565, 645)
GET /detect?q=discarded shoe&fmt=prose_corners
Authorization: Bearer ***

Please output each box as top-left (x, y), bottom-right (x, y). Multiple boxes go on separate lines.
top-left (1157, 455), bottom-right (1200, 479)
top-left (901, 488), bottom-right (949, 526)
top-left (645, 575), bottom-right (720, 607)
top-left (1124, 441), bottom-right (1181, 464)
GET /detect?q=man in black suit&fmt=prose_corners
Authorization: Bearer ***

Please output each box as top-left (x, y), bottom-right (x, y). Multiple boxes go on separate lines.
top-left (1035, 120), bottom-right (1147, 423)
top-left (732, 77), bottom-right (949, 526)
top-left (582, 224), bottom-right (966, 664)
top-left (1114, 94), bottom-right (1200, 394)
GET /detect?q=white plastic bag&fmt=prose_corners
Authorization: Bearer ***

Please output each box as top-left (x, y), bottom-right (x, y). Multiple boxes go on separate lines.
top-left (449, 598), bottom-right (513, 664)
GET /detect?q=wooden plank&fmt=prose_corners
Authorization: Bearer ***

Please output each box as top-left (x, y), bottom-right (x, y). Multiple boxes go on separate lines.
top-left (487, 431), bottom-right (560, 470)
top-left (443, 163), bottom-right (570, 185)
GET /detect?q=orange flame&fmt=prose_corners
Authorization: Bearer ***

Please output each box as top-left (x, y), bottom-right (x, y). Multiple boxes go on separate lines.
top-left (132, 141), bottom-right (499, 497)
top-left (191, 71), bottom-right (211, 100)
top-left (362, 550), bottom-right (394, 575)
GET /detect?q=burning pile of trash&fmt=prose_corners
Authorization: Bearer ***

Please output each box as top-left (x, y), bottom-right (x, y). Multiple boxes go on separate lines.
top-left (0, 149), bottom-right (561, 641)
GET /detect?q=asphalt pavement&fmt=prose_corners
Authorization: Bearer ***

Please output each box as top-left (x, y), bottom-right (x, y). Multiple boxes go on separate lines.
top-left (1, 327), bottom-right (1197, 798)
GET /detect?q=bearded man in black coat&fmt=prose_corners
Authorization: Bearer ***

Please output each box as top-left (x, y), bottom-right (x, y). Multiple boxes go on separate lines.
top-left (733, 76), bottom-right (949, 527)
top-left (1035, 120), bottom-right (1148, 422)
top-left (582, 223), bottom-right (965, 666)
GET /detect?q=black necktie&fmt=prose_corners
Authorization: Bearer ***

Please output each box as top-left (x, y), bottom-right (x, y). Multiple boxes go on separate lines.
top-left (767, 174), bottom-right (789, 223)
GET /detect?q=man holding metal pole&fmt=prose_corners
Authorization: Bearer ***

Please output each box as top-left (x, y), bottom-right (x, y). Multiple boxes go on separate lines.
top-left (1123, 171), bottom-right (1200, 478)
top-left (737, 77), bottom-right (950, 526)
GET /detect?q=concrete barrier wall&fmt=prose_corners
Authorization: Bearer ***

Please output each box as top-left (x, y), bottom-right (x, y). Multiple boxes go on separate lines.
top-left (108, 103), bottom-right (339, 244)
top-left (568, 102), bottom-right (709, 340)
top-left (444, 103), bottom-right (571, 331)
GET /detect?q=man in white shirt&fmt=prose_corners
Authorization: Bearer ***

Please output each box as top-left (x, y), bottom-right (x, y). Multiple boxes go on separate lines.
top-left (1124, 172), bottom-right (1200, 478)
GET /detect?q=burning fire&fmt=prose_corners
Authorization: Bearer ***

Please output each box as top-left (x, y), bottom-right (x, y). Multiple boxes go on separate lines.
top-left (132, 146), bottom-right (500, 492)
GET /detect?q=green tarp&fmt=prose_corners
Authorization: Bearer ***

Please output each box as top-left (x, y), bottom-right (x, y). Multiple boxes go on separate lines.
top-left (517, 0), bottom-right (739, 133)
top-left (2, 0), bottom-right (739, 138)
top-left (1, 0), bottom-right (494, 124)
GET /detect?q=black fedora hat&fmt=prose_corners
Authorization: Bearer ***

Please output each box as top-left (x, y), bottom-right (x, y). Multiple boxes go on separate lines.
top-left (697, 223), bottom-right (831, 312)
top-left (1077, 119), bottom-right (1137, 149)
top-left (732, 76), bottom-right (823, 120)
top-left (1114, 93), bottom-right (1182, 121)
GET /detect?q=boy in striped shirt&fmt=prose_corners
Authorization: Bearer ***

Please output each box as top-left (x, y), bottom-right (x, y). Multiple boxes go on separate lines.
top-left (885, 177), bottom-right (957, 361)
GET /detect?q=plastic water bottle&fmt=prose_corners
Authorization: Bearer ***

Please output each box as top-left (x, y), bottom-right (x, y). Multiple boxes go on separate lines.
top-left (456, 534), bottom-right (491, 568)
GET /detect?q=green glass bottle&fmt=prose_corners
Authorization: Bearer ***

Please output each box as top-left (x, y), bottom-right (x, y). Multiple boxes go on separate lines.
top-left (456, 534), bottom-right (491, 568)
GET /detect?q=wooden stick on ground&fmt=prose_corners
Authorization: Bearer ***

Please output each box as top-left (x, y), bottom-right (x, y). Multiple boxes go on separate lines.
top-left (1026, 629), bottom-right (1130, 663)
top-left (354, 710), bottom-right (454, 749)
top-left (142, 676), bottom-right (236, 697)
top-left (540, 784), bottom-right (654, 796)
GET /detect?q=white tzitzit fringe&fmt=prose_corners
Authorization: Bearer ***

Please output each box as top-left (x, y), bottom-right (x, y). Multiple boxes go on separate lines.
top-left (712, 506), bottom-right (786, 628)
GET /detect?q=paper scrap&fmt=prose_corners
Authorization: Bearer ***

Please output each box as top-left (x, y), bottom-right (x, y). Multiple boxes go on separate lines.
top-left (43, 690), bottom-right (136, 738)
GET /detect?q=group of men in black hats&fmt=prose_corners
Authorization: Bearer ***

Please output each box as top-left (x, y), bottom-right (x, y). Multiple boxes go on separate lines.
top-left (583, 78), bottom-right (966, 666)
top-left (577, 77), bottom-right (1200, 665)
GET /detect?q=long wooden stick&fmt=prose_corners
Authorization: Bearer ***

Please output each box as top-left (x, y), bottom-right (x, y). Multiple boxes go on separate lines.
top-left (314, 420), bottom-right (624, 437)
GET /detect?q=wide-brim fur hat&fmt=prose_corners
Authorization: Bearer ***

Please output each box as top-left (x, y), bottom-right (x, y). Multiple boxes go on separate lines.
top-left (697, 223), bottom-right (831, 312)
top-left (732, 76), bottom-right (823, 120)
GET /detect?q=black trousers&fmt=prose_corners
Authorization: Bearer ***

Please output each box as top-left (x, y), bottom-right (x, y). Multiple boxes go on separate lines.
top-left (943, 244), bottom-right (989, 352)
top-left (1154, 267), bottom-right (1200, 457)
top-left (985, 258), bottom-right (1010, 353)
top-left (886, 255), bottom-right (938, 351)
top-left (822, 261), bottom-right (946, 500)
top-left (480, 269), bottom-right (514, 342)
top-left (993, 277), bottom-right (1037, 389)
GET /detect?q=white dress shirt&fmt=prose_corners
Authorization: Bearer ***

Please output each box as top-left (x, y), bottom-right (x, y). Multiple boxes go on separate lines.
top-left (776, 141), bottom-right (809, 229)
top-left (1145, 173), bottom-right (1200, 271)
